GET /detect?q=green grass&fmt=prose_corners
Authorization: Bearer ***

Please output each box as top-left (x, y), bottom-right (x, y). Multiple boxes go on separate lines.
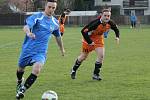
top-left (0, 26), bottom-right (150, 100)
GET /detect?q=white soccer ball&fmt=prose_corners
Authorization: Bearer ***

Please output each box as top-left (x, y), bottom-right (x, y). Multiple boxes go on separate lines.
top-left (41, 90), bottom-right (58, 100)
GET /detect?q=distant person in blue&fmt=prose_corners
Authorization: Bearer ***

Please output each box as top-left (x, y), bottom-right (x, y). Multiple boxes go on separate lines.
top-left (16, 0), bottom-right (65, 99)
top-left (130, 13), bottom-right (137, 28)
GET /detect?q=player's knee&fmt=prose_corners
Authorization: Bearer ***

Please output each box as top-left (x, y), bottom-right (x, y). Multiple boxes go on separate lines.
top-left (82, 56), bottom-right (87, 61)
top-left (97, 57), bottom-right (104, 63)
top-left (97, 60), bottom-right (103, 64)
top-left (32, 67), bottom-right (41, 75)
top-left (32, 63), bottom-right (43, 75)
top-left (78, 55), bottom-right (87, 62)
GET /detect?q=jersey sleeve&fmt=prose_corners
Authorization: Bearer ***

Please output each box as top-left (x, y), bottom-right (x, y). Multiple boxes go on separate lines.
top-left (108, 20), bottom-right (120, 38)
top-left (25, 13), bottom-right (39, 29)
top-left (81, 19), bottom-right (100, 44)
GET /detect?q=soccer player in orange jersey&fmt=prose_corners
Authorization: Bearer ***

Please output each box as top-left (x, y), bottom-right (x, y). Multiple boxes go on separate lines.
top-left (70, 9), bottom-right (120, 80)
top-left (58, 8), bottom-right (71, 36)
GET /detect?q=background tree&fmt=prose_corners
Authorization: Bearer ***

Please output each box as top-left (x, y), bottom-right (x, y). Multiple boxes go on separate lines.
top-left (0, 0), bottom-right (94, 14)
top-left (0, 0), bottom-right (12, 14)
top-left (74, 0), bottom-right (85, 11)
top-left (56, 0), bottom-right (75, 14)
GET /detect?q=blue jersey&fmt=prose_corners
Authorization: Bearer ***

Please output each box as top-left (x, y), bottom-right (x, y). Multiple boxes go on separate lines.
top-left (18, 12), bottom-right (61, 67)
top-left (23, 12), bottom-right (60, 54)
top-left (130, 15), bottom-right (137, 22)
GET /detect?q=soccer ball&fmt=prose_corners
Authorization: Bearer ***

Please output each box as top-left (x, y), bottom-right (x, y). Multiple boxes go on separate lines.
top-left (41, 90), bottom-right (58, 100)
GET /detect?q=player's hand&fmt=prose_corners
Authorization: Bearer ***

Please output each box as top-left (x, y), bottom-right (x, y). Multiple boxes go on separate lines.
top-left (88, 42), bottom-right (95, 51)
top-left (27, 32), bottom-right (36, 39)
top-left (88, 42), bottom-right (95, 46)
top-left (83, 28), bottom-right (89, 33)
top-left (115, 37), bottom-right (119, 44)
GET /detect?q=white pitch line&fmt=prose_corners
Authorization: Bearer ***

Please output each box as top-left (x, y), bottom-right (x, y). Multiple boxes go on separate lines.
top-left (0, 42), bottom-right (19, 48)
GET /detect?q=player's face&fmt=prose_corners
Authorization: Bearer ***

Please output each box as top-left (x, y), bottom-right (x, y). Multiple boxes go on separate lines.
top-left (101, 11), bottom-right (111, 23)
top-left (45, 2), bottom-right (57, 16)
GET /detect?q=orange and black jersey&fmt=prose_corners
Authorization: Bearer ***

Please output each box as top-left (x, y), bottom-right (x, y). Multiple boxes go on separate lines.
top-left (81, 18), bottom-right (120, 44)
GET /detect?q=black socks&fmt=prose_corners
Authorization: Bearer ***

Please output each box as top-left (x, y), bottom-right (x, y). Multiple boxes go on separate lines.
top-left (94, 61), bottom-right (102, 75)
top-left (24, 73), bottom-right (37, 89)
top-left (16, 70), bottom-right (24, 84)
top-left (72, 59), bottom-right (81, 71)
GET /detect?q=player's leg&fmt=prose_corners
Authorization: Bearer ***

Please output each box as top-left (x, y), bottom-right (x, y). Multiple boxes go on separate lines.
top-left (25, 62), bottom-right (43, 89)
top-left (16, 58), bottom-right (28, 99)
top-left (16, 67), bottom-right (25, 94)
top-left (131, 21), bottom-right (134, 28)
top-left (16, 54), bottom-right (45, 99)
top-left (16, 67), bottom-right (25, 85)
top-left (16, 55), bottom-right (29, 94)
top-left (71, 41), bottom-right (94, 79)
top-left (134, 21), bottom-right (136, 28)
top-left (71, 52), bottom-right (89, 79)
top-left (93, 47), bottom-right (104, 80)
top-left (16, 62), bottom-right (43, 99)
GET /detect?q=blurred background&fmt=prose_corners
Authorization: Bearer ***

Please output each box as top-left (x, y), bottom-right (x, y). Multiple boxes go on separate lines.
top-left (0, 0), bottom-right (150, 26)
top-left (0, 1), bottom-right (150, 99)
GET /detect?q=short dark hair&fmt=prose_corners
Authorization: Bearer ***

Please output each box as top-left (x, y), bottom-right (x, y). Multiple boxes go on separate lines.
top-left (47, 0), bottom-right (57, 2)
top-left (61, 13), bottom-right (65, 18)
top-left (102, 9), bottom-right (110, 13)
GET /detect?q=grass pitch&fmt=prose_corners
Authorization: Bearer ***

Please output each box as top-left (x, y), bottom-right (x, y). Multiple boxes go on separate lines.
top-left (0, 26), bottom-right (150, 100)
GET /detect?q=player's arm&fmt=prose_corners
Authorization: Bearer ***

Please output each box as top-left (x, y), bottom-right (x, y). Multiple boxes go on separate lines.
top-left (52, 30), bottom-right (65, 56)
top-left (81, 19), bottom-right (100, 44)
top-left (23, 14), bottom-right (39, 39)
top-left (23, 25), bottom-right (35, 39)
top-left (108, 20), bottom-right (120, 44)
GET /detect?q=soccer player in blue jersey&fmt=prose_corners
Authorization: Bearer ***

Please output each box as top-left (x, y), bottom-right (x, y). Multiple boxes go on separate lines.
top-left (16, 0), bottom-right (65, 99)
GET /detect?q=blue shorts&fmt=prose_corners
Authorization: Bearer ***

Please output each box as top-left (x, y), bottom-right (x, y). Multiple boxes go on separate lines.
top-left (18, 53), bottom-right (46, 68)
